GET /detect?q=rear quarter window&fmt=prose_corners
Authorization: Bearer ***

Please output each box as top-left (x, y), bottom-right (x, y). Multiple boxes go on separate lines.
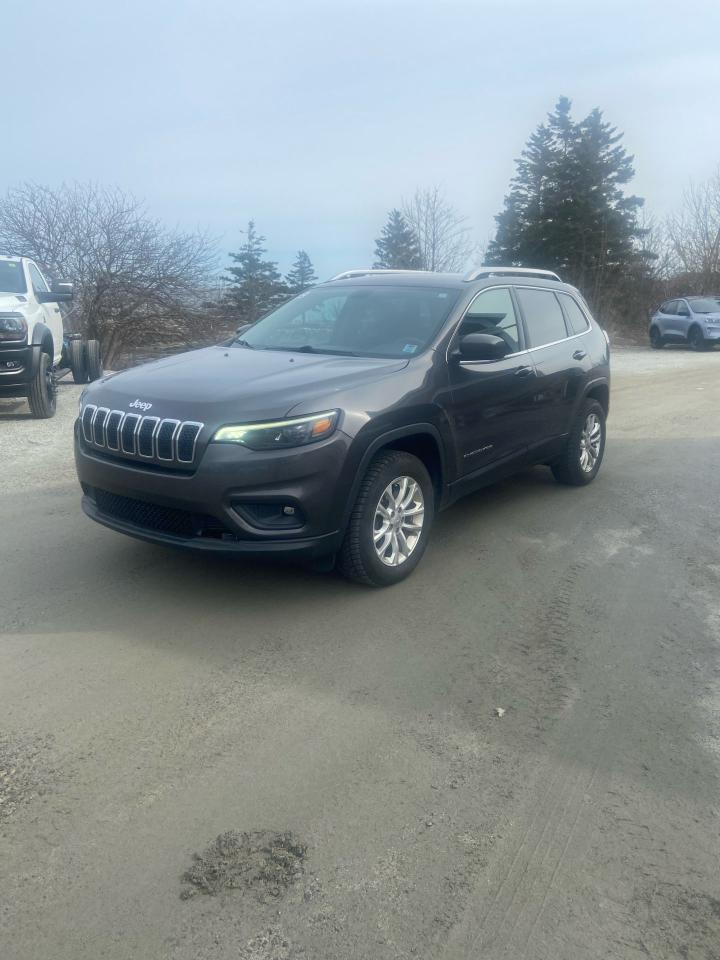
top-left (558, 293), bottom-right (590, 335)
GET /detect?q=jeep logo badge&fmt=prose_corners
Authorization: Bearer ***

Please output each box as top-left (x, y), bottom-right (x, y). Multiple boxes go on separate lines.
top-left (129, 399), bottom-right (153, 412)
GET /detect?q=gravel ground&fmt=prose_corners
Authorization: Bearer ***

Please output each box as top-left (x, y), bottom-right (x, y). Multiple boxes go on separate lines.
top-left (1, 347), bottom-right (719, 960)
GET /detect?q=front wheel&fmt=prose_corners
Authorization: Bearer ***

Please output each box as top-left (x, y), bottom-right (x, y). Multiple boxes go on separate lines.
top-left (551, 400), bottom-right (606, 486)
top-left (649, 326), bottom-right (664, 349)
top-left (688, 326), bottom-right (707, 352)
top-left (337, 451), bottom-right (434, 586)
top-left (27, 351), bottom-right (57, 419)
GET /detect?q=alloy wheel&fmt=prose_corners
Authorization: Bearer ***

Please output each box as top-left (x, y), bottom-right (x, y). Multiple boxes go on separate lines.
top-left (373, 476), bottom-right (425, 567)
top-left (579, 413), bottom-right (602, 473)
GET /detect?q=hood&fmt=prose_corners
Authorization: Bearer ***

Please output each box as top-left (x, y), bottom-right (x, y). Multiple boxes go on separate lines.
top-left (0, 293), bottom-right (29, 313)
top-left (85, 344), bottom-right (410, 424)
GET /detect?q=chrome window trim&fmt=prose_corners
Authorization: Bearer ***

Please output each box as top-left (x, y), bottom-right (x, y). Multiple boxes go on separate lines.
top-left (156, 419), bottom-right (181, 461)
top-left (176, 421), bottom-right (203, 463)
top-left (137, 416), bottom-right (161, 459)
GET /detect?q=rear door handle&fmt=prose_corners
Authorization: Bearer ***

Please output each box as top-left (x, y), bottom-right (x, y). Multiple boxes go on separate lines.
top-left (515, 365), bottom-right (534, 378)
top-left (573, 349), bottom-right (587, 360)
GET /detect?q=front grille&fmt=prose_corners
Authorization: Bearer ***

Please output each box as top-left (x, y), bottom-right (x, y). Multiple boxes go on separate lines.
top-left (81, 404), bottom-right (203, 467)
top-left (92, 488), bottom-right (233, 540)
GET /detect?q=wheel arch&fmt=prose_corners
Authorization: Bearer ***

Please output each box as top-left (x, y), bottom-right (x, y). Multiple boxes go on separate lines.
top-left (582, 378), bottom-right (610, 417)
top-left (31, 322), bottom-right (55, 357)
top-left (341, 424), bottom-right (447, 533)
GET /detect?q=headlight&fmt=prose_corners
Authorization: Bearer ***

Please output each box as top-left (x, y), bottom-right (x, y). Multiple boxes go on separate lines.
top-left (0, 312), bottom-right (28, 342)
top-left (212, 410), bottom-right (339, 450)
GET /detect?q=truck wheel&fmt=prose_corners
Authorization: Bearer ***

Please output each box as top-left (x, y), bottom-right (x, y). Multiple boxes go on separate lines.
top-left (28, 351), bottom-right (57, 419)
top-left (84, 339), bottom-right (104, 381)
top-left (337, 451), bottom-right (434, 587)
top-left (68, 338), bottom-right (88, 383)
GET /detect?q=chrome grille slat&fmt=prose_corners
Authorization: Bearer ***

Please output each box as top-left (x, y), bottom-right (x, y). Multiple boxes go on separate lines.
top-left (156, 419), bottom-right (180, 460)
top-left (93, 408), bottom-right (109, 447)
top-left (81, 404), bottom-right (97, 443)
top-left (105, 411), bottom-right (123, 451)
top-left (81, 406), bottom-right (203, 467)
top-left (121, 413), bottom-right (141, 454)
top-left (137, 416), bottom-right (160, 458)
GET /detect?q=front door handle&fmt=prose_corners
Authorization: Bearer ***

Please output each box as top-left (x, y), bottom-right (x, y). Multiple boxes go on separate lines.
top-left (573, 349), bottom-right (587, 360)
top-left (515, 365), bottom-right (534, 378)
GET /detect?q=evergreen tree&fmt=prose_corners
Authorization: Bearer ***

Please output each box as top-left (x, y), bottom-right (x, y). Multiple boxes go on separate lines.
top-left (486, 97), bottom-right (653, 315)
top-left (285, 250), bottom-right (318, 294)
top-left (374, 209), bottom-right (423, 269)
top-left (225, 220), bottom-right (287, 323)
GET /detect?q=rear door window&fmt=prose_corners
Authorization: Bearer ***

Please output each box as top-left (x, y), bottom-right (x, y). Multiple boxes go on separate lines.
top-left (557, 293), bottom-right (590, 335)
top-left (662, 301), bottom-right (677, 315)
top-left (517, 288), bottom-right (569, 347)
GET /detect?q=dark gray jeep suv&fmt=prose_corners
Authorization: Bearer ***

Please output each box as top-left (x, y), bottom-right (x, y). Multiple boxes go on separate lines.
top-left (75, 267), bottom-right (610, 586)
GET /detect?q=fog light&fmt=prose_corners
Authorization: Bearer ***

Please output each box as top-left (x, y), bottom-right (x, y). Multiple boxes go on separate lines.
top-left (282, 505), bottom-right (296, 516)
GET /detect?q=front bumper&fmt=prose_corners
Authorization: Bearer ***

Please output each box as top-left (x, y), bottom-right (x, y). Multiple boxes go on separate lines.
top-left (74, 423), bottom-right (353, 558)
top-left (0, 343), bottom-right (39, 396)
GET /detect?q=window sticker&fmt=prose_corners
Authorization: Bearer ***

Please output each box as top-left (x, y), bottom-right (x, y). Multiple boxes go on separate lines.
top-left (402, 343), bottom-right (418, 354)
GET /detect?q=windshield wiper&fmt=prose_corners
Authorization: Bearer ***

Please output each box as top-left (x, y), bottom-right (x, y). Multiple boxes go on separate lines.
top-left (233, 337), bottom-right (254, 348)
top-left (272, 344), bottom-right (359, 357)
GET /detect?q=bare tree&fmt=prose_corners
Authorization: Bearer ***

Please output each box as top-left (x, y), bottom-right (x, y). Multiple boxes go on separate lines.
top-left (402, 186), bottom-right (474, 272)
top-left (0, 182), bottom-right (217, 367)
top-left (666, 168), bottom-right (720, 293)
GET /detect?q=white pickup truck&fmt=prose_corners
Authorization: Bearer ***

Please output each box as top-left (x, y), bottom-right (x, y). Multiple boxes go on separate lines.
top-left (0, 255), bottom-right (101, 418)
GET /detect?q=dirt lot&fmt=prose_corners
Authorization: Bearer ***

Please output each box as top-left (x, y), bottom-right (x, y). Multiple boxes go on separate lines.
top-left (1, 348), bottom-right (719, 960)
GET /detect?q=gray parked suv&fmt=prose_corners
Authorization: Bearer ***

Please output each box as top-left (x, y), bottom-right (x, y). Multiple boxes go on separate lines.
top-left (649, 297), bottom-right (720, 351)
top-left (75, 266), bottom-right (610, 586)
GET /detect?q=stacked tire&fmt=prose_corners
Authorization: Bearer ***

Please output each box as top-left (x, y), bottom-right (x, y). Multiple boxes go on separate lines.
top-left (68, 338), bottom-right (103, 383)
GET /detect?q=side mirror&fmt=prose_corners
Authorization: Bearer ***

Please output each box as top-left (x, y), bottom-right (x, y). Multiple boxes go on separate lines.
top-left (235, 322), bottom-right (252, 335)
top-left (37, 281), bottom-right (74, 303)
top-left (456, 332), bottom-right (510, 361)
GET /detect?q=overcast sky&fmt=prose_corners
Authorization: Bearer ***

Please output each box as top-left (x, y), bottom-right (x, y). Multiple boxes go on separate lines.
top-left (4, 0), bottom-right (719, 279)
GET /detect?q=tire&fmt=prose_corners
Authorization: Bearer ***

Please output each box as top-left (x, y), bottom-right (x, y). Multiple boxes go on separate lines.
top-left (68, 338), bottom-right (88, 383)
top-left (84, 339), bottom-right (103, 380)
top-left (337, 451), bottom-right (435, 587)
top-left (551, 399), bottom-right (606, 486)
top-left (27, 351), bottom-right (57, 419)
top-left (649, 326), bottom-right (664, 349)
top-left (688, 326), bottom-right (707, 352)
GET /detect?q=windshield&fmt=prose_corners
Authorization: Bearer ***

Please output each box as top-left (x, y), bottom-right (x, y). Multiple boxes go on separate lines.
top-left (0, 260), bottom-right (27, 294)
top-left (689, 298), bottom-right (720, 314)
top-left (237, 284), bottom-right (460, 359)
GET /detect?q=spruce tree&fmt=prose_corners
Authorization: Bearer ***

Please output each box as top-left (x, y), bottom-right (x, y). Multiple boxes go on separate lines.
top-left (486, 98), bottom-right (652, 314)
top-left (374, 210), bottom-right (423, 269)
top-left (285, 250), bottom-right (318, 294)
top-left (225, 220), bottom-right (287, 323)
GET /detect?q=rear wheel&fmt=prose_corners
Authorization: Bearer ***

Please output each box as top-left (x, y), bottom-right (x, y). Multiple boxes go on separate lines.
top-left (337, 451), bottom-right (434, 586)
top-left (84, 339), bottom-right (103, 380)
top-left (551, 400), bottom-right (606, 486)
top-left (649, 326), bottom-right (664, 349)
top-left (68, 338), bottom-right (88, 383)
top-left (688, 326), bottom-right (707, 351)
top-left (28, 351), bottom-right (57, 419)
